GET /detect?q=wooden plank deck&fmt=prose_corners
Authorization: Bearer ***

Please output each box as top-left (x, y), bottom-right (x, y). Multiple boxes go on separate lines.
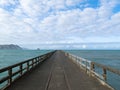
top-left (5, 51), bottom-right (112, 90)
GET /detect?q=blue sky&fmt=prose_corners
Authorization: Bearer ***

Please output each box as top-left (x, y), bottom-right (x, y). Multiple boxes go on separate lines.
top-left (0, 0), bottom-right (120, 49)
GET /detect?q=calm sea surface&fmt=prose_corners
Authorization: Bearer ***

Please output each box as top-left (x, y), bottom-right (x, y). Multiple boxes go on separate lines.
top-left (0, 50), bottom-right (120, 90)
top-left (0, 50), bottom-right (52, 68)
top-left (66, 50), bottom-right (120, 69)
top-left (66, 50), bottom-right (120, 90)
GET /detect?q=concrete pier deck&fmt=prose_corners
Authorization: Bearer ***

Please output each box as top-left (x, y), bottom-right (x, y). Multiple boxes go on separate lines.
top-left (5, 51), bottom-right (112, 90)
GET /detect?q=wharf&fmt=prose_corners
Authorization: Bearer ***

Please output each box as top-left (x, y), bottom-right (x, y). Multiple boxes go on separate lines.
top-left (5, 51), bottom-right (112, 90)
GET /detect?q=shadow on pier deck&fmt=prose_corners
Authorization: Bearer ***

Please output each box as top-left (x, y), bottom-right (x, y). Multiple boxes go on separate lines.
top-left (5, 51), bottom-right (112, 90)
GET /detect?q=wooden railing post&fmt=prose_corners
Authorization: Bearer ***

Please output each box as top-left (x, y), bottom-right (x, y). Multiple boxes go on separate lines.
top-left (35, 59), bottom-right (37, 65)
top-left (91, 62), bottom-right (95, 71)
top-left (20, 64), bottom-right (23, 76)
top-left (27, 62), bottom-right (29, 71)
top-left (37, 58), bottom-right (39, 64)
top-left (34, 58), bottom-right (36, 66)
top-left (86, 60), bottom-right (88, 72)
top-left (32, 60), bottom-right (34, 68)
top-left (79, 59), bottom-right (82, 68)
top-left (90, 62), bottom-right (95, 76)
top-left (103, 68), bottom-right (107, 81)
top-left (8, 68), bottom-right (12, 85)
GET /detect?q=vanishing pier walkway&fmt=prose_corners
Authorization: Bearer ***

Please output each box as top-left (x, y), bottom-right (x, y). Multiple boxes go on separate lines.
top-left (3, 51), bottom-right (112, 90)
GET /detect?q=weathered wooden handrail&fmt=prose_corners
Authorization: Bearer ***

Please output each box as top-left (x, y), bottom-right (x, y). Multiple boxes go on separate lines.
top-left (65, 52), bottom-right (91, 72)
top-left (91, 62), bottom-right (120, 75)
top-left (0, 51), bottom-right (55, 90)
top-left (64, 51), bottom-right (120, 89)
top-left (91, 62), bottom-right (120, 81)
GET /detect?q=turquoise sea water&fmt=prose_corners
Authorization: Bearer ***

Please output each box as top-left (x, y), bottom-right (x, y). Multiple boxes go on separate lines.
top-left (66, 50), bottom-right (120, 90)
top-left (66, 50), bottom-right (120, 69)
top-left (0, 50), bottom-right (52, 68)
top-left (0, 50), bottom-right (52, 89)
top-left (0, 50), bottom-right (120, 90)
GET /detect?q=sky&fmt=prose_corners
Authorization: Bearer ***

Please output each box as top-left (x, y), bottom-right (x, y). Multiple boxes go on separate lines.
top-left (0, 0), bottom-right (120, 49)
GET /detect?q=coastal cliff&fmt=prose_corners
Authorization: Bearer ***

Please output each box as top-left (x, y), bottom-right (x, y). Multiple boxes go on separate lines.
top-left (0, 44), bottom-right (22, 50)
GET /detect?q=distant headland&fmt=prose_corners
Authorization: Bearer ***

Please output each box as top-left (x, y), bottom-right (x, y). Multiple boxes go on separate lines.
top-left (0, 44), bottom-right (22, 50)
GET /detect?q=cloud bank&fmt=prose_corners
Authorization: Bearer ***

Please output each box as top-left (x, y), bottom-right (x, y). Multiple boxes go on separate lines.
top-left (0, 0), bottom-right (120, 48)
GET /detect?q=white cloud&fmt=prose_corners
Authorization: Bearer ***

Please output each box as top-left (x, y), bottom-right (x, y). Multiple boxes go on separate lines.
top-left (19, 0), bottom-right (67, 18)
top-left (47, 0), bottom-right (66, 10)
top-left (19, 0), bottom-right (45, 17)
top-left (111, 12), bottom-right (120, 21)
top-left (0, 0), bottom-right (120, 48)
top-left (0, 0), bottom-right (16, 6)
top-left (66, 0), bottom-right (83, 6)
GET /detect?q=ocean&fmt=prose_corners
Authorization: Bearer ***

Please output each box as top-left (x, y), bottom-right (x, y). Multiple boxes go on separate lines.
top-left (66, 50), bottom-right (120, 69)
top-left (0, 50), bottom-right (52, 68)
top-left (66, 50), bottom-right (120, 90)
top-left (0, 50), bottom-right (120, 90)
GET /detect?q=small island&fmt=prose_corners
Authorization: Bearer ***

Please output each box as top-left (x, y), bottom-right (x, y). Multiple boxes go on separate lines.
top-left (0, 44), bottom-right (22, 50)
top-left (37, 48), bottom-right (40, 50)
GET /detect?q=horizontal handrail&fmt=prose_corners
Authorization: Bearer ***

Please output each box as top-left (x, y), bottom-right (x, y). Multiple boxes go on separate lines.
top-left (65, 52), bottom-right (91, 71)
top-left (0, 55), bottom-right (44, 73)
top-left (91, 62), bottom-right (120, 76)
top-left (64, 51), bottom-right (120, 89)
top-left (0, 51), bottom-right (55, 90)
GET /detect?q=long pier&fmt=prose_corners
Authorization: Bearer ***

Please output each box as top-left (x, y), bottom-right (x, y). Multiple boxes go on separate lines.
top-left (0, 50), bottom-right (120, 90)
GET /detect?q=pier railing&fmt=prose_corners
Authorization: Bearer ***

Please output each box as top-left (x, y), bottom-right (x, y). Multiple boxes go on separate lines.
top-left (64, 52), bottom-right (120, 89)
top-left (0, 51), bottom-right (55, 90)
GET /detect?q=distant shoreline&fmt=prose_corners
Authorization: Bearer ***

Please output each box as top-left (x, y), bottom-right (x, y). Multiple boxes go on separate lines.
top-left (0, 44), bottom-right (22, 50)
